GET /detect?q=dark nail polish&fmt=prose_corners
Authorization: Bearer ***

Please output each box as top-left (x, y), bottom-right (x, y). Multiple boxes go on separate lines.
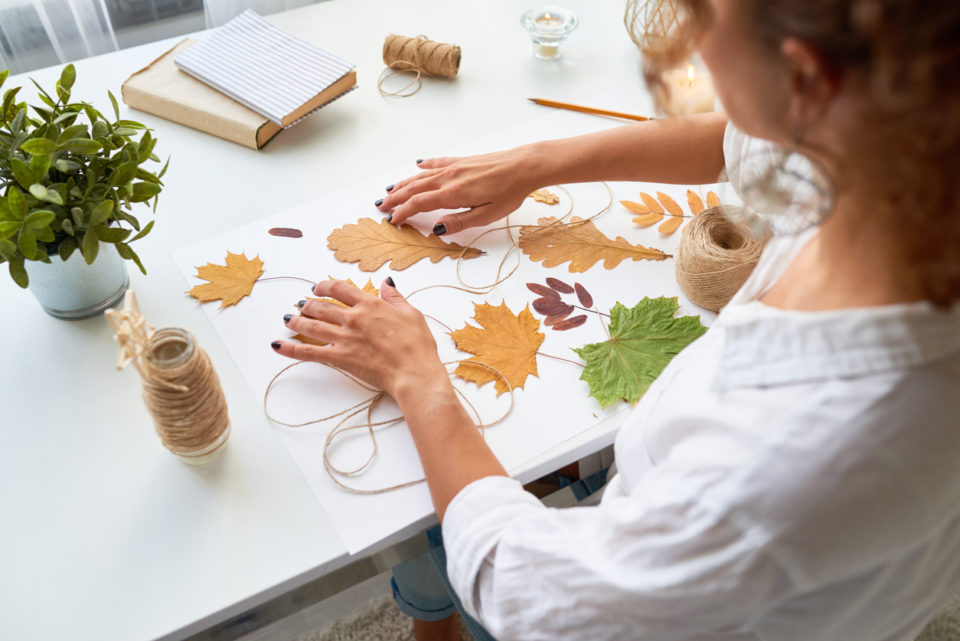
top-left (386, 276), bottom-right (396, 288)
top-left (416, 158), bottom-right (423, 164)
top-left (283, 313), bottom-right (292, 323)
top-left (271, 341), bottom-right (281, 351)
top-left (375, 198), bottom-right (384, 207)
top-left (387, 214), bottom-right (393, 223)
top-left (433, 223), bottom-right (447, 236)
top-left (297, 299), bottom-right (306, 308)
top-left (386, 184), bottom-right (395, 192)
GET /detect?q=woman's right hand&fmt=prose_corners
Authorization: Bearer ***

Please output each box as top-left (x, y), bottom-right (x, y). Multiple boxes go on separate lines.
top-left (376, 144), bottom-right (547, 235)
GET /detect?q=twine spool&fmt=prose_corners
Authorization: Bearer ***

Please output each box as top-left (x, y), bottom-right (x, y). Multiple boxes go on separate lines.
top-left (675, 205), bottom-right (770, 312)
top-left (379, 34), bottom-right (461, 97)
top-left (106, 291), bottom-right (230, 464)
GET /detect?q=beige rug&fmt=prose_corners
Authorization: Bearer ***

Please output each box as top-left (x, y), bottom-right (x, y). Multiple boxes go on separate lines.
top-left (295, 593), bottom-right (959, 641)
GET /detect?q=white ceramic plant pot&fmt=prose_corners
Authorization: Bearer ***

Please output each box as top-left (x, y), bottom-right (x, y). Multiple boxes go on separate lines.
top-left (24, 242), bottom-right (129, 319)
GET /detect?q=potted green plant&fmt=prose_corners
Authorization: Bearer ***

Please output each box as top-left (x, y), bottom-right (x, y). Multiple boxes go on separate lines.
top-left (0, 64), bottom-right (166, 319)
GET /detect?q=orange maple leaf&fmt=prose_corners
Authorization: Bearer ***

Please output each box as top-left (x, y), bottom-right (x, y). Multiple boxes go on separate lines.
top-left (292, 278), bottom-right (379, 346)
top-left (187, 252), bottom-right (263, 308)
top-left (450, 302), bottom-right (545, 396)
top-left (327, 218), bottom-right (482, 271)
top-left (519, 216), bottom-right (669, 273)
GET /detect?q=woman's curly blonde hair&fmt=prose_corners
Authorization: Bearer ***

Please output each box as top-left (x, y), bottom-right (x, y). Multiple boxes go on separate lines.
top-left (626, 0), bottom-right (960, 307)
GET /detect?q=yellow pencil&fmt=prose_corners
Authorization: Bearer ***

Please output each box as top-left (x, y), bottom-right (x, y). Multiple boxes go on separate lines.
top-left (528, 98), bottom-right (653, 122)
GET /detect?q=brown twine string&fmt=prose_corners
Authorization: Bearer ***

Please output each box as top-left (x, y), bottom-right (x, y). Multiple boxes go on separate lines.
top-left (675, 205), bottom-right (770, 312)
top-left (106, 291), bottom-right (230, 460)
top-left (379, 34), bottom-right (461, 98)
top-left (264, 358), bottom-right (513, 495)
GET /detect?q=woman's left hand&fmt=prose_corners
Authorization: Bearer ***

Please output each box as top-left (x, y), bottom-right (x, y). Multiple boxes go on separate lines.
top-left (271, 278), bottom-right (450, 402)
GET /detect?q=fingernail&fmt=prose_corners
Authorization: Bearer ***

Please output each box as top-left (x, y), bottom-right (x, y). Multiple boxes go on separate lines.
top-left (386, 276), bottom-right (396, 288)
top-left (387, 214), bottom-right (393, 223)
top-left (375, 198), bottom-right (384, 207)
top-left (283, 313), bottom-right (292, 323)
top-left (385, 184), bottom-right (395, 192)
top-left (271, 341), bottom-right (281, 351)
top-left (433, 223), bottom-right (447, 236)
top-left (297, 299), bottom-right (306, 308)
top-left (416, 158), bottom-right (423, 164)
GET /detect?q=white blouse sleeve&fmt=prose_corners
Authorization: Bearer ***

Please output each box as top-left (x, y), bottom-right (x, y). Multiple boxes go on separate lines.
top-left (442, 466), bottom-right (794, 641)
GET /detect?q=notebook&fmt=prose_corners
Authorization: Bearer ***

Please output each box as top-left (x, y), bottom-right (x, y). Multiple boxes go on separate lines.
top-left (174, 10), bottom-right (357, 127)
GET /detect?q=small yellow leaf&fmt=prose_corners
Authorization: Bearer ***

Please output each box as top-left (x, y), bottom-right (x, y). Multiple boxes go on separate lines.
top-left (187, 252), bottom-right (263, 308)
top-left (639, 192), bottom-right (665, 214)
top-left (632, 213), bottom-right (664, 228)
top-left (707, 191), bottom-right (721, 208)
top-left (327, 218), bottom-right (482, 271)
top-left (450, 302), bottom-right (545, 396)
top-left (657, 192), bottom-right (684, 217)
top-left (620, 200), bottom-right (651, 215)
top-left (528, 189), bottom-right (560, 205)
top-left (519, 216), bottom-right (670, 273)
top-left (687, 190), bottom-right (705, 214)
top-left (658, 216), bottom-right (684, 235)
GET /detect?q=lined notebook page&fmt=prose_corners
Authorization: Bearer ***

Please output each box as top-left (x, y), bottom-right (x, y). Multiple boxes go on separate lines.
top-left (174, 10), bottom-right (355, 126)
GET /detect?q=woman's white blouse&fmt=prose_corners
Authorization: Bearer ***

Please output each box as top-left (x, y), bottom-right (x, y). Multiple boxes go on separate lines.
top-left (441, 123), bottom-right (960, 641)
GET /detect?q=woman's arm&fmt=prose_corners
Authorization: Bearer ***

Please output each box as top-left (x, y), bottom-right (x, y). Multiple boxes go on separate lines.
top-left (381, 111), bottom-right (728, 233)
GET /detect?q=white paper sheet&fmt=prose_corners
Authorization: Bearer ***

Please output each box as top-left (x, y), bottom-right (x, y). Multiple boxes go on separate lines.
top-left (174, 107), bottom-right (736, 553)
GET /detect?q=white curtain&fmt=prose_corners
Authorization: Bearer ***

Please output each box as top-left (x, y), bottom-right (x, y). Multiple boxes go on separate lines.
top-left (0, 0), bottom-right (323, 74)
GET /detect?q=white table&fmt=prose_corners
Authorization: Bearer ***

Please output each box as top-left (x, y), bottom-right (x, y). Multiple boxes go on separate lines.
top-left (0, 2), bottom-right (654, 639)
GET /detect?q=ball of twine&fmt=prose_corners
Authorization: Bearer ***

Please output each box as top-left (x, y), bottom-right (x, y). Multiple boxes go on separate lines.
top-left (379, 34), bottom-right (461, 97)
top-left (141, 328), bottom-right (230, 461)
top-left (676, 205), bottom-right (770, 312)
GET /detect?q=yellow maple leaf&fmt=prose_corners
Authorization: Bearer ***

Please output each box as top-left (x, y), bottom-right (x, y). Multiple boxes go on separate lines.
top-left (519, 216), bottom-right (670, 272)
top-left (327, 218), bottom-right (482, 272)
top-left (187, 252), bottom-right (263, 308)
top-left (528, 189), bottom-right (560, 205)
top-left (450, 301), bottom-right (545, 396)
top-left (292, 278), bottom-right (380, 346)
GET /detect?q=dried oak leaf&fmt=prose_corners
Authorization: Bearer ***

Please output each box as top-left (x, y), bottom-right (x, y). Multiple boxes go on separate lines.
top-left (519, 216), bottom-right (670, 273)
top-left (528, 189), bottom-right (560, 205)
top-left (187, 251), bottom-right (263, 308)
top-left (574, 297), bottom-right (707, 407)
top-left (450, 301), bottom-right (545, 396)
top-left (327, 217), bottom-right (481, 271)
top-left (292, 278), bottom-right (379, 346)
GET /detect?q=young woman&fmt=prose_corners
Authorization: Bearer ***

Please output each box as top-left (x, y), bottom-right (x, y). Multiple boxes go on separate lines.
top-left (272, 0), bottom-right (960, 638)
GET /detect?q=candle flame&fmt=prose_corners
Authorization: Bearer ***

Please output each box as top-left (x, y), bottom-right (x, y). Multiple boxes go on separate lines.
top-left (687, 65), bottom-right (695, 88)
top-left (544, 11), bottom-right (552, 19)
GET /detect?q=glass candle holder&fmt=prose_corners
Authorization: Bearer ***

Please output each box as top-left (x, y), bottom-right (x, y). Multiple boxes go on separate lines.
top-left (521, 7), bottom-right (579, 59)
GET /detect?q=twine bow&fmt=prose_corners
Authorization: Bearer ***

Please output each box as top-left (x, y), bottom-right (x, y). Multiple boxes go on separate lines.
top-left (105, 290), bottom-right (155, 375)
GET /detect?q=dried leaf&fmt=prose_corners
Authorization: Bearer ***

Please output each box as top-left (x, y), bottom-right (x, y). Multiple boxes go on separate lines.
top-left (187, 252), bottom-right (263, 308)
top-left (658, 216), bottom-right (684, 235)
top-left (269, 227), bottom-right (303, 238)
top-left (574, 297), bottom-right (707, 407)
top-left (292, 278), bottom-right (379, 346)
top-left (686, 190), bottom-right (705, 215)
top-left (574, 283), bottom-right (593, 308)
top-left (707, 191), bottom-right (721, 208)
top-left (546, 277), bottom-right (574, 293)
top-left (620, 200), bottom-right (651, 215)
top-left (553, 315), bottom-right (587, 331)
top-left (519, 216), bottom-right (670, 273)
top-left (528, 189), bottom-right (560, 205)
top-left (632, 213), bottom-right (664, 228)
top-left (544, 309), bottom-right (573, 326)
top-left (450, 302), bottom-right (545, 395)
top-left (327, 217), bottom-right (481, 271)
top-left (532, 297), bottom-right (574, 317)
top-left (526, 282), bottom-right (560, 299)
top-left (657, 192), bottom-right (684, 217)
top-left (639, 192), bottom-right (665, 214)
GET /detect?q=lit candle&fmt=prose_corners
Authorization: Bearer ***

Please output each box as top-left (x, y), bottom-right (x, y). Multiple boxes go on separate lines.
top-left (662, 64), bottom-right (716, 116)
top-left (535, 12), bottom-right (562, 27)
top-left (521, 7), bottom-right (579, 59)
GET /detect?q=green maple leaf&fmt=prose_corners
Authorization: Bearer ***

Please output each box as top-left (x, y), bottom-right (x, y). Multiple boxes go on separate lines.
top-left (574, 297), bottom-right (707, 407)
